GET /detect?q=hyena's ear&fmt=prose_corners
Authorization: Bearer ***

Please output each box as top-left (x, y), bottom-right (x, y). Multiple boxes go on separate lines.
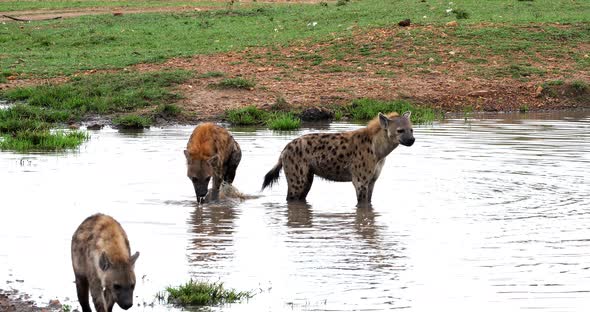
top-left (378, 112), bottom-right (389, 129)
top-left (130, 251), bottom-right (140, 266)
top-left (207, 154), bottom-right (220, 166)
top-left (99, 252), bottom-right (111, 272)
top-left (402, 111), bottom-right (411, 119)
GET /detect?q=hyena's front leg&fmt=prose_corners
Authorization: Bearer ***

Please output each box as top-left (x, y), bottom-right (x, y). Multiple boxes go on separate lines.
top-left (75, 275), bottom-right (92, 312)
top-left (210, 175), bottom-right (223, 201)
top-left (367, 160), bottom-right (385, 203)
top-left (89, 283), bottom-right (107, 312)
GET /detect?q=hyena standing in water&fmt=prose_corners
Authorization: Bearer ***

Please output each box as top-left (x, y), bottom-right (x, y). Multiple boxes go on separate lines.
top-left (262, 112), bottom-right (415, 205)
top-left (185, 123), bottom-right (242, 203)
top-left (71, 213), bottom-right (140, 312)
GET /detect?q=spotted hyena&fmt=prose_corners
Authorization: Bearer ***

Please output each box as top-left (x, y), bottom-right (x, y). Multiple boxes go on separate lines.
top-left (71, 213), bottom-right (140, 312)
top-left (184, 123), bottom-right (242, 203)
top-left (262, 111), bottom-right (415, 205)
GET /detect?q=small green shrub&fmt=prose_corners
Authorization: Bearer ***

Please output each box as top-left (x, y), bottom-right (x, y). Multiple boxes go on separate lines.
top-left (113, 114), bottom-right (151, 129)
top-left (214, 77), bottom-right (256, 89)
top-left (166, 280), bottom-right (253, 306)
top-left (519, 104), bottom-right (529, 113)
top-left (336, 0), bottom-right (350, 6)
top-left (267, 113), bottom-right (301, 130)
top-left (571, 80), bottom-right (588, 92)
top-left (345, 98), bottom-right (436, 124)
top-left (225, 105), bottom-right (267, 125)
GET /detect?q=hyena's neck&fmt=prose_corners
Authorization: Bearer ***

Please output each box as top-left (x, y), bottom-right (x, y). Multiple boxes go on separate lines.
top-left (372, 130), bottom-right (398, 160)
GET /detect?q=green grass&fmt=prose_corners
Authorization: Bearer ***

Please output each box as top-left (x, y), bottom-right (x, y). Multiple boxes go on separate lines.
top-left (112, 114), bottom-right (151, 129)
top-left (497, 64), bottom-right (546, 79)
top-left (2, 70), bottom-right (190, 114)
top-left (225, 106), bottom-right (301, 130)
top-left (345, 98), bottom-right (436, 124)
top-left (155, 103), bottom-right (182, 117)
top-left (225, 105), bottom-right (267, 125)
top-left (266, 113), bottom-right (300, 130)
top-left (2, 0), bottom-right (588, 76)
top-left (0, 71), bottom-right (12, 83)
top-left (198, 71), bottom-right (225, 78)
top-left (214, 77), bottom-right (256, 89)
top-left (571, 80), bottom-right (588, 92)
top-left (166, 280), bottom-right (253, 306)
top-left (0, 130), bottom-right (88, 152)
top-left (0, 0), bottom-right (222, 12)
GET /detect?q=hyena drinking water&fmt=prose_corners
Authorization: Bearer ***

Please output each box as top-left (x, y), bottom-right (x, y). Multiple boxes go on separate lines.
top-left (185, 123), bottom-right (242, 203)
top-left (71, 213), bottom-right (140, 312)
top-left (262, 112), bottom-right (415, 205)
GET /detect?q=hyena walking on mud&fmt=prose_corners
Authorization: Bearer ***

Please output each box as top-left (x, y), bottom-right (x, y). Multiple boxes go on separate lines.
top-left (262, 112), bottom-right (415, 205)
top-left (71, 213), bottom-right (140, 312)
top-left (185, 123), bottom-right (242, 203)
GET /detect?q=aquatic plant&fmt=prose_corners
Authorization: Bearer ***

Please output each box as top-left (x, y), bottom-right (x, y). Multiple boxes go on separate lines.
top-left (166, 280), bottom-right (253, 306)
top-left (266, 112), bottom-right (301, 130)
top-left (0, 130), bottom-right (89, 152)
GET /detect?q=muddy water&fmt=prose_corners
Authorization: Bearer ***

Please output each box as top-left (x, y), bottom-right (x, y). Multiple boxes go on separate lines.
top-left (1, 111), bottom-right (589, 311)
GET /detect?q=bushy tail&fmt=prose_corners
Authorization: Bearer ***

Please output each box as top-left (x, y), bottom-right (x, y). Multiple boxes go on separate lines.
top-left (262, 160), bottom-right (283, 191)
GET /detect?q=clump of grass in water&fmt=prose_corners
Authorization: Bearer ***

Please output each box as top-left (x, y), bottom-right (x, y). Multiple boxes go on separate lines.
top-left (266, 112), bottom-right (301, 130)
top-left (166, 280), bottom-right (253, 306)
top-left (225, 105), bottom-right (267, 125)
top-left (214, 77), bottom-right (256, 89)
top-left (0, 130), bottom-right (88, 152)
top-left (113, 114), bottom-right (151, 129)
top-left (345, 98), bottom-right (436, 124)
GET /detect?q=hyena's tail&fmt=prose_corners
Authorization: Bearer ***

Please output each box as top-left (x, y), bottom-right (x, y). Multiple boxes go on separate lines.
top-left (262, 159), bottom-right (283, 191)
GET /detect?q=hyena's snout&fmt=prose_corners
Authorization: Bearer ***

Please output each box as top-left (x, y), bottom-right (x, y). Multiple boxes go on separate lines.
top-left (191, 177), bottom-right (209, 200)
top-left (401, 136), bottom-right (415, 146)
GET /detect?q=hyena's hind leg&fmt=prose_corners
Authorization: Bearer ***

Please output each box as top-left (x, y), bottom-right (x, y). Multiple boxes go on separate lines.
top-left (75, 275), bottom-right (92, 312)
top-left (352, 175), bottom-right (371, 206)
top-left (284, 160), bottom-right (312, 201)
top-left (224, 143), bottom-right (242, 184)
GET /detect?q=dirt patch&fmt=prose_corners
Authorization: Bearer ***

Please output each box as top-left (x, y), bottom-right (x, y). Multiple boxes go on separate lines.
top-left (127, 26), bottom-right (589, 120)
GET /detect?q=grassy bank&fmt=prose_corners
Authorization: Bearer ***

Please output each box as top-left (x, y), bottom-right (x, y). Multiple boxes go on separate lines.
top-left (225, 99), bottom-right (438, 130)
top-left (0, 0), bottom-right (222, 12)
top-left (0, 70), bottom-right (191, 151)
top-left (1, 0), bottom-right (588, 77)
top-left (165, 280), bottom-right (253, 306)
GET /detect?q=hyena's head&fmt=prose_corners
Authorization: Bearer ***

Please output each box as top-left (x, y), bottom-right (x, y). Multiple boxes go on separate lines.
top-left (379, 111), bottom-right (415, 146)
top-left (99, 251), bottom-right (140, 310)
top-left (184, 150), bottom-right (221, 202)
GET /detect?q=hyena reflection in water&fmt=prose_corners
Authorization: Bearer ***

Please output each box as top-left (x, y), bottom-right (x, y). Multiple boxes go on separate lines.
top-left (262, 112), bottom-right (415, 206)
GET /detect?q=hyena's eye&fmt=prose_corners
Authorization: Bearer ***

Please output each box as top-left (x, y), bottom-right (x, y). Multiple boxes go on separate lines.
top-left (397, 129), bottom-right (405, 134)
top-left (113, 284), bottom-right (121, 290)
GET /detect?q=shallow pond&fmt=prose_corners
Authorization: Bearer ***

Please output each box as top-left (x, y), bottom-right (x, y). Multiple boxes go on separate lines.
top-left (1, 111), bottom-right (589, 311)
